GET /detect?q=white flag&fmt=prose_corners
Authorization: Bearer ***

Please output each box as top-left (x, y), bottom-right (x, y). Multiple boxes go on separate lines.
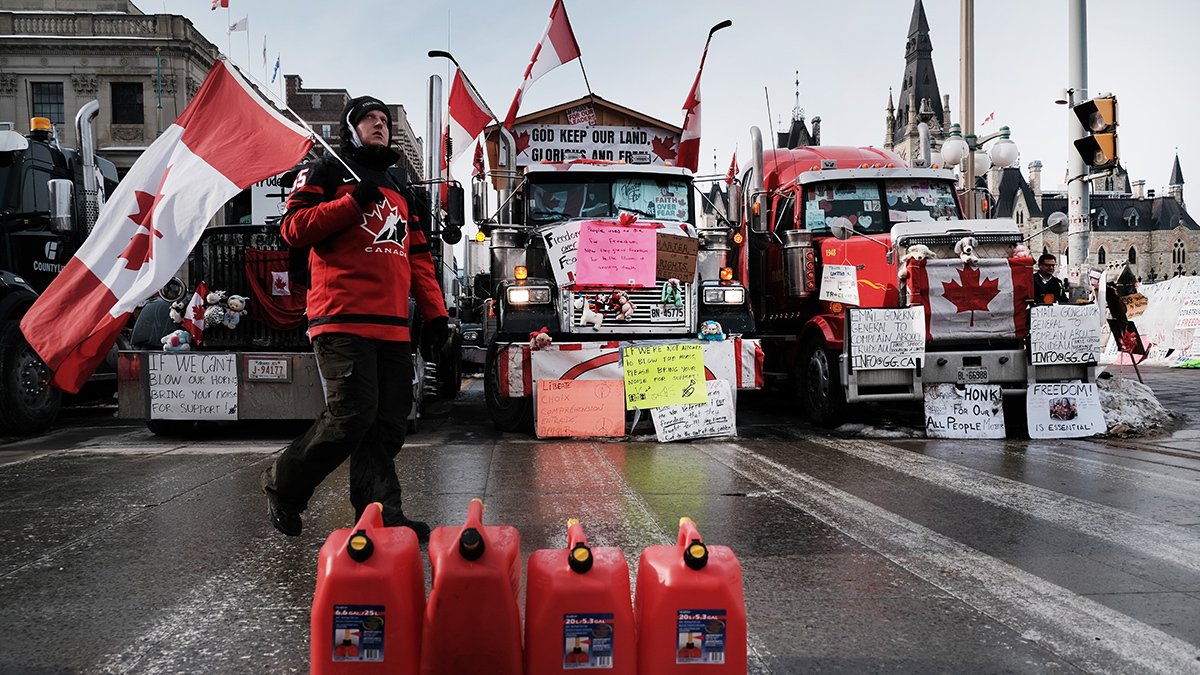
top-left (229, 16), bottom-right (248, 32)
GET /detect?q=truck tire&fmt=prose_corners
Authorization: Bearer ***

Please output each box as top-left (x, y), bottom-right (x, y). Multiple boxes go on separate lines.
top-left (438, 335), bottom-right (462, 399)
top-left (484, 341), bottom-right (532, 432)
top-left (145, 419), bottom-right (197, 437)
top-left (798, 337), bottom-right (846, 428)
top-left (0, 320), bottom-right (62, 435)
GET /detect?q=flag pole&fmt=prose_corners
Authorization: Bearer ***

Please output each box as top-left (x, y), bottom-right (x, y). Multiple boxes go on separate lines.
top-left (558, 0), bottom-right (593, 98)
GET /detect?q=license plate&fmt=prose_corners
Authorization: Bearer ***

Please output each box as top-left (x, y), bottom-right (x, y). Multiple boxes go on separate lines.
top-left (246, 357), bottom-right (290, 382)
top-left (649, 303), bottom-right (684, 323)
top-left (956, 366), bottom-right (988, 385)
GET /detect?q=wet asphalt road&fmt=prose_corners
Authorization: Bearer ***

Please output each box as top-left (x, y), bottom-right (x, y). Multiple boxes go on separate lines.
top-left (0, 365), bottom-right (1198, 674)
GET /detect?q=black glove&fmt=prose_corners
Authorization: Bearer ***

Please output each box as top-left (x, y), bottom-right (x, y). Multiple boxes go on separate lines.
top-left (351, 181), bottom-right (384, 209)
top-left (423, 315), bottom-right (450, 351)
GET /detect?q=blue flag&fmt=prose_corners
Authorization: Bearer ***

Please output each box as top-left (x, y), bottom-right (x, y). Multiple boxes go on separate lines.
top-left (271, 55), bottom-right (280, 84)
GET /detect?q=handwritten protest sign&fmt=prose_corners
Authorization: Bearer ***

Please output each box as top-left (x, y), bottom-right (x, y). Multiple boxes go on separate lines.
top-left (535, 379), bottom-right (624, 438)
top-left (923, 384), bottom-right (1006, 438)
top-left (622, 343), bottom-right (706, 410)
top-left (1030, 303), bottom-right (1102, 365)
top-left (1174, 297), bottom-right (1200, 331)
top-left (819, 264), bottom-right (859, 305)
top-left (651, 379), bottom-right (736, 442)
top-left (575, 221), bottom-right (656, 287)
top-left (1026, 383), bottom-right (1104, 438)
top-left (655, 233), bottom-right (698, 280)
top-left (148, 353), bottom-right (238, 420)
top-left (543, 221), bottom-right (582, 287)
top-left (848, 306), bottom-right (925, 369)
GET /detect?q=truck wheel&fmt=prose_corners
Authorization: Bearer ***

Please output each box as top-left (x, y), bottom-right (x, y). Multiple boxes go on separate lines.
top-left (438, 335), bottom-right (462, 399)
top-left (0, 320), bottom-right (62, 435)
top-left (145, 419), bottom-right (197, 437)
top-left (798, 337), bottom-right (846, 428)
top-left (484, 342), bottom-right (532, 432)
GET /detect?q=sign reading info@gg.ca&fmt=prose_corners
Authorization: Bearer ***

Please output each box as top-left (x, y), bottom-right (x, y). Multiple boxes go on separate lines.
top-left (147, 352), bottom-right (237, 419)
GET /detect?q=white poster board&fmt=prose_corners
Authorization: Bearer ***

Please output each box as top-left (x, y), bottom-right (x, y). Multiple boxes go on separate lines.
top-left (849, 306), bottom-right (925, 369)
top-left (543, 221), bottom-right (582, 287)
top-left (1025, 383), bottom-right (1105, 439)
top-left (923, 384), bottom-right (1006, 438)
top-left (1174, 297), bottom-right (1200, 331)
top-left (819, 264), bottom-right (860, 305)
top-left (651, 379), bottom-right (736, 442)
top-left (1030, 303), bottom-right (1102, 365)
top-left (148, 353), bottom-right (238, 420)
top-left (250, 172), bottom-right (289, 224)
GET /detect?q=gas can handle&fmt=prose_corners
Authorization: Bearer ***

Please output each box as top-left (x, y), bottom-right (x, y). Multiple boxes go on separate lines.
top-left (465, 497), bottom-right (485, 529)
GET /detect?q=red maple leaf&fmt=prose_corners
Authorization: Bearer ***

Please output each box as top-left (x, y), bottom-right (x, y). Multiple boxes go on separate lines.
top-left (118, 190), bottom-right (164, 271)
top-left (941, 266), bottom-right (1000, 326)
top-left (189, 303), bottom-right (205, 322)
top-left (651, 135), bottom-right (677, 161)
top-left (514, 130), bottom-right (531, 155)
top-left (274, 276), bottom-right (288, 291)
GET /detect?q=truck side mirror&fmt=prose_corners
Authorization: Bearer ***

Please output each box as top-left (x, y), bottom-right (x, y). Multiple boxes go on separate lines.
top-left (440, 224), bottom-right (463, 245)
top-left (471, 179), bottom-right (488, 224)
top-left (48, 179), bottom-right (73, 234)
top-left (829, 216), bottom-right (854, 241)
top-left (748, 193), bottom-right (768, 234)
top-left (445, 184), bottom-right (465, 229)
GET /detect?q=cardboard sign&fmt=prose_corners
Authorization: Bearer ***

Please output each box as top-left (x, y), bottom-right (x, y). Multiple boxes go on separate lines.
top-left (535, 379), bottom-right (625, 438)
top-left (923, 384), bottom-right (1006, 439)
top-left (1030, 303), bottom-right (1102, 365)
top-left (148, 353), bottom-right (238, 420)
top-left (543, 221), bottom-right (583, 287)
top-left (622, 343), bottom-right (707, 410)
top-left (651, 379), bottom-right (736, 442)
top-left (1026, 383), bottom-right (1105, 438)
top-left (655, 233), bottom-right (698, 280)
top-left (819, 264), bottom-right (860, 305)
top-left (848, 306), bottom-right (925, 369)
top-left (575, 221), bottom-right (656, 287)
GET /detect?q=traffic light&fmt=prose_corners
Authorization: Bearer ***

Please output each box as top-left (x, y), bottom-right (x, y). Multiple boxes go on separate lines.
top-left (1072, 95), bottom-right (1118, 170)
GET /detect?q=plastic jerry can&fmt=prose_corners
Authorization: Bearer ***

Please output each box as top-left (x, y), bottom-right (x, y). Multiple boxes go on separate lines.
top-left (421, 498), bottom-right (523, 675)
top-left (525, 519), bottom-right (636, 674)
top-left (311, 502), bottom-right (425, 675)
top-left (634, 517), bottom-right (746, 673)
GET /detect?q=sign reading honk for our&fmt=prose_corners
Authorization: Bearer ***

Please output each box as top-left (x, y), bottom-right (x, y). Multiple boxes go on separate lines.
top-left (621, 343), bottom-right (707, 410)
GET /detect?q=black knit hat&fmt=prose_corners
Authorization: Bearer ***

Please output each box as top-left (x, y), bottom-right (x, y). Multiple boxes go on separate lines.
top-left (341, 96), bottom-right (392, 148)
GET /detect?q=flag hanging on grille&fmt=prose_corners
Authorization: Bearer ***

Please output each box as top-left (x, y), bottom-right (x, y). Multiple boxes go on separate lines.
top-left (20, 59), bottom-right (313, 393)
top-left (503, 0), bottom-right (581, 129)
top-left (179, 281), bottom-right (210, 345)
top-left (907, 258), bottom-right (1032, 341)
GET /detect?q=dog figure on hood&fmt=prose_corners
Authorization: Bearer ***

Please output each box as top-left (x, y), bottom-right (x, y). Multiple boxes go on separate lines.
top-left (955, 236), bottom-right (980, 266)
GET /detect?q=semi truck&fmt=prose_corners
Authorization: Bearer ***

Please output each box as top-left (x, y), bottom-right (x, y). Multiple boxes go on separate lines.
top-left (0, 103), bottom-right (119, 435)
top-left (469, 158), bottom-right (764, 432)
top-left (734, 126), bottom-right (1090, 427)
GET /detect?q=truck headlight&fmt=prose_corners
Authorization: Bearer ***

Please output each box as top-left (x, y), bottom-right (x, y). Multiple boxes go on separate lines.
top-left (703, 286), bottom-right (745, 304)
top-left (462, 329), bottom-right (480, 342)
top-left (506, 286), bottom-right (552, 305)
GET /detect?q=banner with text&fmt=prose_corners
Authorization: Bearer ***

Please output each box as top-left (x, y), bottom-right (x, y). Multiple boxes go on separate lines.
top-left (1030, 303), bottom-right (1102, 365)
top-left (575, 221), bottom-right (657, 287)
top-left (535, 379), bottom-right (625, 438)
top-left (848, 306), bottom-right (925, 369)
top-left (923, 383), bottom-right (1006, 438)
top-left (651, 379), bottom-right (736, 442)
top-left (513, 123), bottom-right (680, 165)
top-left (622, 343), bottom-right (706, 410)
top-left (148, 353), bottom-right (238, 420)
top-left (1026, 383), bottom-right (1105, 438)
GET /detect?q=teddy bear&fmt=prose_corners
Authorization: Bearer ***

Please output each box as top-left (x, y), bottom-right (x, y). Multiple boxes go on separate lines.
top-left (660, 278), bottom-right (683, 307)
top-left (698, 320), bottom-right (725, 341)
top-left (222, 294), bottom-right (249, 329)
top-left (609, 290), bottom-right (636, 321)
top-left (168, 299), bottom-right (187, 324)
top-left (1010, 242), bottom-right (1032, 260)
top-left (161, 329), bottom-right (191, 352)
top-left (529, 326), bottom-right (553, 351)
top-left (954, 236), bottom-right (980, 266)
top-left (898, 244), bottom-right (936, 283)
top-left (573, 295), bottom-right (604, 328)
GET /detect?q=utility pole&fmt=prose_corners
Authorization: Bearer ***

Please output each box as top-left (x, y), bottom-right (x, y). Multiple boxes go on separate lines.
top-left (1066, 0), bottom-right (1089, 291)
top-left (959, 0), bottom-right (975, 217)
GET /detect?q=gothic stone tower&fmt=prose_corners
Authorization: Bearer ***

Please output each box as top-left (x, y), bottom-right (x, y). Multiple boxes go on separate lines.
top-left (885, 0), bottom-right (951, 164)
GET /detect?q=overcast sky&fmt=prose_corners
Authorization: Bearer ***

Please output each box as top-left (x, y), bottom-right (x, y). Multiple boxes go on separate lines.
top-left (143, 0), bottom-right (1197, 194)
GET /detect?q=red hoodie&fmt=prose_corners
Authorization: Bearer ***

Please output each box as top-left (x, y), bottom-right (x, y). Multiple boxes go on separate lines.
top-left (281, 158), bottom-right (447, 342)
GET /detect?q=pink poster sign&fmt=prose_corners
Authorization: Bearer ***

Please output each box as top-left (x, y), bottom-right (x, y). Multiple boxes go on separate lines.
top-left (574, 220), bottom-right (657, 287)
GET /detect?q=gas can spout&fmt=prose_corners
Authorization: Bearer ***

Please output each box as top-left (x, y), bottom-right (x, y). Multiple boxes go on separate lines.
top-left (565, 518), bottom-right (593, 574)
top-left (677, 517), bottom-right (709, 570)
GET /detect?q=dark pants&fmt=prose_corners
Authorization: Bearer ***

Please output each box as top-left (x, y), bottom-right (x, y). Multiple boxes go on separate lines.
top-left (268, 334), bottom-right (414, 524)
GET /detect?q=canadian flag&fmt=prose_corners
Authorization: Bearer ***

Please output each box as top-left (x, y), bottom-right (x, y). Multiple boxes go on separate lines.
top-left (678, 22), bottom-right (730, 173)
top-left (20, 60), bottom-right (312, 392)
top-left (471, 141), bottom-right (485, 177)
top-left (180, 281), bottom-right (209, 345)
top-left (909, 258), bottom-right (1032, 341)
top-left (446, 68), bottom-right (494, 168)
top-left (725, 150), bottom-right (738, 185)
top-left (211, 0), bottom-right (228, 10)
top-left (503, 0), bottom-right (581, 129)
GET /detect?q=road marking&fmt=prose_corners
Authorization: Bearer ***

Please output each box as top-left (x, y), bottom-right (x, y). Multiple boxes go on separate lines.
top-left (703, 442), bottom-right (1200, 673)
top-left (806, 435), bottom-right (1200, 574)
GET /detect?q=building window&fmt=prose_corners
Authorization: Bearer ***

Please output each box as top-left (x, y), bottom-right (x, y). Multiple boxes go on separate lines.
top-left (311, 94), bottom-right (321, 109)
top-left (1173, 239), bottom-right (1186, 265)
top-left (1128, 246), bottom-right (1137, 264)
top-left (111, 82), bottom-right (144, 124)
top-left (1016, 211), bottom-right (1025, 225)
top-left (1123, 207), bottom-right (1138, 228)
top-left (1097, 247), bottom-right (1107, 264)
top-left (321, 124), bottom-right (331, 139)
top-left (1093, 209), bottom-right (1107, 228)
top-left (30, 82), bottom-right (65, 126)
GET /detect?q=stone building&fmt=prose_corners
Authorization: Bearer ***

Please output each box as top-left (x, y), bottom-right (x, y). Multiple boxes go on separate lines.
top-left (883, 0), bottom-right (952, 165)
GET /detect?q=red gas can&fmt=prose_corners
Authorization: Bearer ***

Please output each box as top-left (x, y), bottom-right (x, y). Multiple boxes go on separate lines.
top-left (525, 519), bottom-right (636, 674)
top-left (421, 498), bottom-right (523, 675)
top-left (311, 502), bottom-right (425, 675)
top-left (634, 517), bottom-right (746, 673)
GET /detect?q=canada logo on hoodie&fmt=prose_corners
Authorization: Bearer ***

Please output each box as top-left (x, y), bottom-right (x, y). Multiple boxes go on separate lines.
top-left (360, 198), bottom-right (407, 255)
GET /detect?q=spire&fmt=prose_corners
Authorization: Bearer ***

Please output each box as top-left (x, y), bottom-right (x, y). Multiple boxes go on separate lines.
top-left (893, 0), bottom-right (945, 148)
top-left (1169, 152), bottom-right (1184, 186)
top-left (791, 70), bottom-right (804, 121)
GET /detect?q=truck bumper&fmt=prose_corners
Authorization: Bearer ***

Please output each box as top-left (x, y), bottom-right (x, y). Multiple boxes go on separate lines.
top-left (492, 338), bottom-right (764, 398)
top-left (117, 351), bottom-right (325, 421)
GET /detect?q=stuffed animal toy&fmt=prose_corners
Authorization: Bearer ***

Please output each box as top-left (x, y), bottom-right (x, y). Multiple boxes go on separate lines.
top-left (529, 326), bottom-right (553, 351)
top-left (161, 329), bottom-right (191, 352)
top-left (898, 244), bottom-right (936, 282)
top-left (573, 295), bottom-right (604, 328)
top-left (1011, 242), bottom-right (1032, 259)
top-left (610, 290), bottom-right (636, 321)
top-left (660, 278), bottom-right (683, 307)
top-left (698, 320), bottom-right (725, 341)
top-left (204, 303), bottom-right (227, 329)
top-left (205, 289), bottom-right (227, 306)
top-left (954, 236), bottom-right (980, 266)
top-left (222, 294), bottom-right (248, 329)
top-left (168, 299), bottom-right (187, 324)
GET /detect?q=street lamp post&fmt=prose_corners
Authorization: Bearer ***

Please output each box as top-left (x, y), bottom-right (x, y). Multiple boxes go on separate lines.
top-left (939, 123), bottom-right (1019, 218)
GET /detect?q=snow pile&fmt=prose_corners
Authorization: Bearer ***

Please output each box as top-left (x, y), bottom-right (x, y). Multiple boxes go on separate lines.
top-left (1096, 375), bottom-right (1176, 437)
top-left (834, 423), bottom-right (924, 438)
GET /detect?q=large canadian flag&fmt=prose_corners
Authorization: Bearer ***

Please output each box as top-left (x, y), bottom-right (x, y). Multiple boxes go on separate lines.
top-left (446, 68), bottom-right (494, 167)
top-left (20, 60), bottom-right (312, 392)
top-left (909, 258), bottom-right (1032, 341)
top-left (503, 0), bottom-right (581, 129)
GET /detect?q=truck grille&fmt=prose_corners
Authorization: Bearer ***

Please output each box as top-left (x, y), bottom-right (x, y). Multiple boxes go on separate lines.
top-left (567, 282), bottom-right (692, 334)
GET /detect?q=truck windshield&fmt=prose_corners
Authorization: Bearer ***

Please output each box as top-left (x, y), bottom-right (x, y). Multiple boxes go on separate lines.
top-left (527, 175), bottom-right (691, 226)
top-left (802, 178), bottom-right (959, 234)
